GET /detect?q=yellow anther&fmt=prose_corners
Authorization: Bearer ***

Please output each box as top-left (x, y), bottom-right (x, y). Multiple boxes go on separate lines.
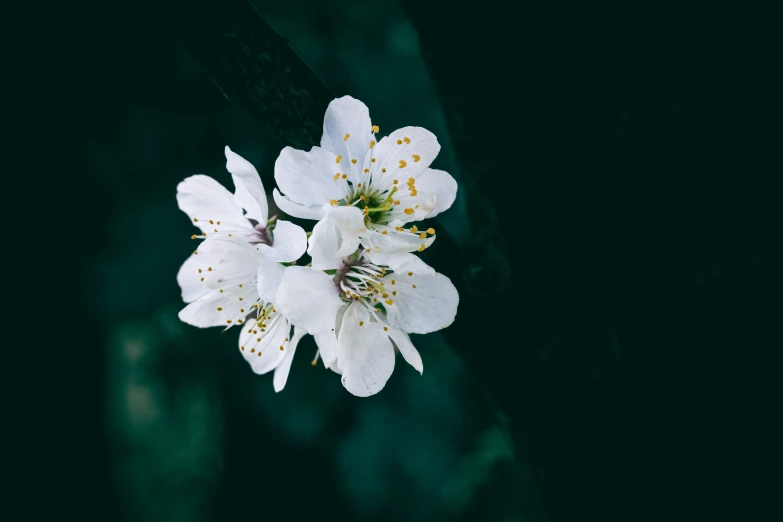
top-left (217, 221), bottom-right (220, 225)
top-left (336, 155), bottom-right (342, 163)
top-left (220, 289), bottom-right (224, 293)
top-left (410, 189), bottom-right (418, 196)
top-left (343, 133), bottom-right (350, 141)
top-left (393, 179), bottom-right (398, 185)
top-left (397, 139), bottom-right (402, 145)
top-left (311, 359), bottom-right (317, 366)
top-left (237, 319), bottom-right (243, 324)
top-left (239, 284), bottom-right (243, 288)
top-left (364, 168), bottom-right (369, 173)
top-left (392, 291), bottom-right (397, 296)
top-left (382, 293), bottom-right (389, 298)
top-left (404, 208), bottom-right (414, 215)
top-left (385, 299), bottom-right (393, 305)
top-left (382, 230), bottom-right (388, 235)
top-left (285, 337), bottom-right (289, 341)
top-left (226, 320), bottom-right (232, 324)
top-left (382, 168), bottom-right (386, 173)
top-left (391, 280), bottom-right (396, 285)
top-left (239, 297), bottom-right (243, 301)
top-left (418, 244), bottom-right (426, 252)
top-left (191, 235), bottom-right (197, 240)
top-left (198, 268), bottom-right (202, 273)
top-left (427, 228), bottom-right (435, 235)
top-left (408, 272), bottom-right (413, 276)
top-left (208, 267), bottom-right (212, 271)
top-left (411, 225), bottom-right (418, 233)
top-left (370, 140), bottom-right (375, 149)
top-left (394, 200), bottom-right (400, 205)
top-left (372, 125), bottom-right (379, 133)
top-left (371, 158), bottom-right (376, 163)
top-left (200, 277), bottom-right (205, 281)
top-left (193, 218), bottom-right (198, 222)
top-left (279, 345), bottom-right (284, 351)
top-left (359, 321), bottom-right (364, 326)
top-left (412, 284), bottom-right (417, 288)
top-left (257, 337), bottom-right (261, 342)
top-left (334, 173), bottom-right (340, 180)
top-left (351, 158), bottom-right (357, 164)
top-left (403, 136), bottom-right (411, 144)
top-left (383, 326), bottom-right (388, 331)
top-left (250, 348), bottom-right (255, 353)
top-left (216, 307), bottom-right (223, 311)
top-left (399, 160), bottom-right (407, 168)
top-left (419, 233), bottom-right (427, 239)
top-left (241, 346), bottom-right (245, 351)
top-left (357, 183), bottom-right (362, 188)
top-left (330, 199), bottom-right (339, 206)
top-left (412, 154), bottom-right (420, 162)
top-left (240, 308), bottom-right (245, 313)
top-left (342, 173), bottom-right (348, 179)
top-left (257, 352), bottom-right (262, 357)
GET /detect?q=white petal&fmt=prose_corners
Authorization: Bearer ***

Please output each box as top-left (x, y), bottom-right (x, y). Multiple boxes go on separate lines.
top-left (372, 126), bottom-right (440, 187)
top-left (225, 146), bottom-right (268, 223)
top-left (365, 250), bottom-right (435, 276)
top-left (384, 272), bottom-right (459, 334)
top-left (307, 206), bottom-right (367, 270)
top-left (361, 224), bottom-right (435, 256)
top-left (314, 331), bottom-right (339, 367)
top-left (272, 189), bottom-right (328, 221)
top-left (176, 254), bottom-right (212, 303)
top-left (275, 266), bottom-right (344, 335)
top-left (273, 326), bottom-right (306, 392)
top-left (176, 175), bottom-right (250, 233)
top-left (274, 146), bottom-right (344, 208)
top-left (256, 220), bottom-right (307, 263)
top-left (415, 168), bottom-right (457, 218)
top-left (197, 237), bottom-right (261, 288)
top-left (383, 193), bottom-right (438, 226)
top-left (337, 303), bottom-right (395, 397)
top-left (256, 256), bottom-right (285, 304)
top-left (179, 285), bottom-right (257, 328)
top-left (238, 314), bottom-right (289, 374)
top-left (320, 96), bottom-right (375, 183)
top-left (387, 327), bottom-right (423, 374)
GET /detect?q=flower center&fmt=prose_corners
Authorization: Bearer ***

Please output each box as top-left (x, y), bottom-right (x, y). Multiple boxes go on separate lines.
top-left (339, 184), bottom-right (397, 225)
top-left (251, 224), bottom-right (273, 246)
top-left (334, 255), bottom-right (393, 314)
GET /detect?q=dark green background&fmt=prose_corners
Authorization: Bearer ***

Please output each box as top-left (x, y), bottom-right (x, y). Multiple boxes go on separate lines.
top-left (21, 1), bottom-right (779, 521)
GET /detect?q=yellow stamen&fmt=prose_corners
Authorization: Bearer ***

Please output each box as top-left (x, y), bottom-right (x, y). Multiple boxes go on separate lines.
top-left (427, 228), bottom-right (435, 235)
top-left (403, 136), bottom-right (411, 144)
top-left (411, 226), bottom-right (418, 233)
top-left (396, 139), bottom-right (402, 145)
top-left (418, 244), bottom-right (425, 252)
top-left (334, 173), bottom-right (340, 180)
top-left (371, 125), bottom-right (379, 133)
top-left (404, 208), bottom-right (414, 215)
top-left (399, 160), bottom-right (407, 168)
top-left (343, 133), bottom-right (350, 141)
top-left (336, 155), bottom-right (342, 163)
top-left (342, 174), bottom-right (348, 179)
top-left (351, 158), bottom-right (357, 164)
top-left (370, 140), bottom-right (375, 149)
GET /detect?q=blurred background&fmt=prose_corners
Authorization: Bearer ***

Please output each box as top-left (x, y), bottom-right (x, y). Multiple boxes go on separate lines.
top-left (23, 0), bottom-right (780, 521)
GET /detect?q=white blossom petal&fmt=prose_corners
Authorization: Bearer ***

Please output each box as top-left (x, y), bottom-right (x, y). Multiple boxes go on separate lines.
top-left (225, 146), bottom-right (268, 223)
top-left (361, 224), bottom-right (436, 256)
top-left (197, 237), bottom-right (261, 288)
top-left (176, 175), bottom-right (251, 234)
top-left (314, 331), bottom-right (339, 368)
top-left (179, 285), bottom-right (257, 328)
top-left (384, 271), bottom-right (459, 334)
top-left (239, 313), bottom-right (290, 375)
top-left (321, 96), bottom-right (375, 183)
top-left (308, 206), bottom-right (367, 270)
top-left (256, 220), bottom-right (307, 263)
top-left (338, 303), bottom-right (395, 397)
top-left (365, 250), bottom-right (435, 276)
top-left (272, 189), bottom-right (328, 221)
top-left (177, 253), bottom-right (212, 303)
top-left (273, 326), bottom-right (306, 392)
top-left (274, 146), bottom-right (344, 208)
top-left (387, 327), bottom-right (423, 374)
top-left (372, 126), bottom-right (440, 187)
top-left (415, 168), bottom-right (458, 218)
top-left (275, 266), bottom-right (344, 335)
top-left (256, 256), bottom-right (285, 304)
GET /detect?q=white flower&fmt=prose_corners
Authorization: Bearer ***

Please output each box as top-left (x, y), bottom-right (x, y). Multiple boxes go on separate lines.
top-left (176, 146), bottom-right (307, 267)
top-left (177, 237), bottom-right (306, 392)
top-left (275, 252), bottom-right (459, 397)
top-left (272, 95), bottom-right (458, 273)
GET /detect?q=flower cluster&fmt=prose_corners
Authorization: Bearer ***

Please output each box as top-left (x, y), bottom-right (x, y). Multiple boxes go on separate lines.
top-left (176, 96), bottom-right (459, 397)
